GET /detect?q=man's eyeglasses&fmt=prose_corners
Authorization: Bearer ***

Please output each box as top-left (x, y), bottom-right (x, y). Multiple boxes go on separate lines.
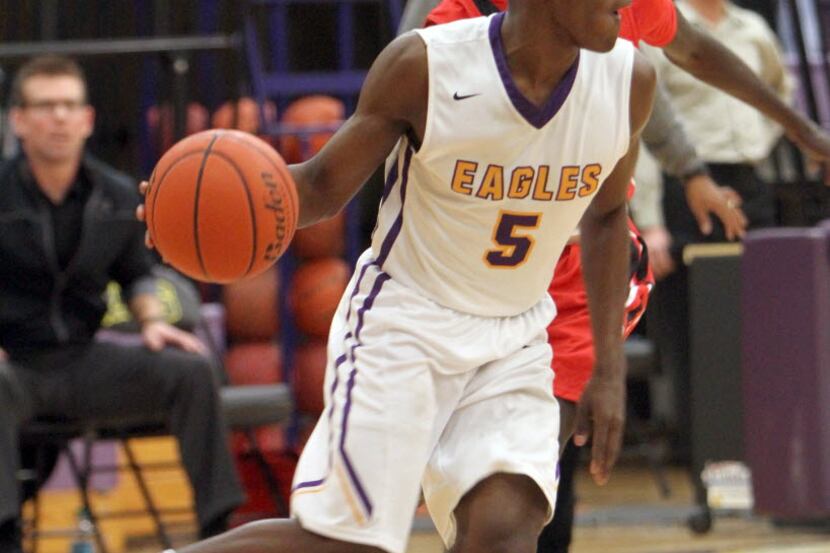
top-left (20, 99), bottom-right (87, 114)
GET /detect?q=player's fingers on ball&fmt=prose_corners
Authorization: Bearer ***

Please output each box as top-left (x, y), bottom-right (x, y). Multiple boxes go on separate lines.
top-left (139, 180), bottom-right (149, 195)
top-left (136, 205), bottom-right (145, 222)
top-left (144, 231), bottom-right (155, 250)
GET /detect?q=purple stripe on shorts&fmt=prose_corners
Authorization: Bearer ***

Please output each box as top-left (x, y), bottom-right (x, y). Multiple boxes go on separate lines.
top-left (291, 352), bottom-right (348, 492)
top-left (380, 156), bottom-right (400, 203)
top-left (376, 145), bottom-right (414, 267)
top-left (338, 270), bottom-right (391, 517)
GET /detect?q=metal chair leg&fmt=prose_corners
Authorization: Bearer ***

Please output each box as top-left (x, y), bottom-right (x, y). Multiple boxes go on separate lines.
top-left (120, 438), bottom-right (173, 549)
top-left (244, 429), bottom-right (289, 515)
top-left (62, 437), bottom-right (108, 553)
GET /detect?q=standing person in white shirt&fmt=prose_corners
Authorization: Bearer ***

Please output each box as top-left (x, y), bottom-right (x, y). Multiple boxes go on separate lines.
top-left (643, 0), bottom-right (794, 459)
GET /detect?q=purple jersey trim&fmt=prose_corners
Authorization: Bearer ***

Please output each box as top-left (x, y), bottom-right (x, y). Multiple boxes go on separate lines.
top-left (376, 144), bottom-right (414, 267)
top-left (488, 12), bottom-right (580, 130)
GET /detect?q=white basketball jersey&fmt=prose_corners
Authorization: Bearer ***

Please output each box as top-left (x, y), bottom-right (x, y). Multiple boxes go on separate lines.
top-left (371, 13), bottom-right (635, 317)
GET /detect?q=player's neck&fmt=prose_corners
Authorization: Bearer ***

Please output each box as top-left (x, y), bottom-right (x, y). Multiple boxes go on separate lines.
top-left (499, 11), bottom-right (579, 109)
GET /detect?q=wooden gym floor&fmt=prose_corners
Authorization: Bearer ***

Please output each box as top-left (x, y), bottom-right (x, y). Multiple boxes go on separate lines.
top-left (27, 437), bottom-right (830, 553)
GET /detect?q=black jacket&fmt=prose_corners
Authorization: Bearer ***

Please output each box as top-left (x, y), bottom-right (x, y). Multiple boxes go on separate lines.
top-left (0, 154), bottom-right (155, 355)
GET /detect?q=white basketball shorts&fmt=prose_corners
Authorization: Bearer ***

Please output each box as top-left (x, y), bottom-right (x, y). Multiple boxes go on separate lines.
top-left (290, 250), bottom-right (561, 553)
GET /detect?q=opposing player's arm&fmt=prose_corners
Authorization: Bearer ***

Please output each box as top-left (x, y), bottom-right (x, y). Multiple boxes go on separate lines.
top-left (289, 33), bottom-right (428, 227)
top-left (575, 51), bottom-right (656, 486)
top-left (663, 8), bottom-right (830, 162)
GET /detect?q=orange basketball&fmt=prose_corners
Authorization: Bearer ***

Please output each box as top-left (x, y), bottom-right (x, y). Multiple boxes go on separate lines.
top-left (293, 340), bottom-right (327, 414)
top-left (223, 266), bottom-right (280, 341)
top-left (224, 341), bottom-right (284, 385)
top-left (279, 95), bottom-right (344, 164)
top-left (145, 129), bottom-right (299, 283)
top-left (288, 257), bottom-right (350, 338)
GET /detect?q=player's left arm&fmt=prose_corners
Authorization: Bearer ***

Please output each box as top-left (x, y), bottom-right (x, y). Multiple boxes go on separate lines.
top-left (663, 8), bottom-right (830, 163)
top-left (574, 50), bottom-right (656, 486)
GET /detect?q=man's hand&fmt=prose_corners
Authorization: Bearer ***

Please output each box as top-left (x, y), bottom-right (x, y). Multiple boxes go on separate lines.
top-left (640, 225), bottom-right (674, 280)
top-left (684, 174), bottom-right (748, 240)
top-left (141, 320), bottom-right (207, 355)
top-left (573, 368), bottom-right (626, 486)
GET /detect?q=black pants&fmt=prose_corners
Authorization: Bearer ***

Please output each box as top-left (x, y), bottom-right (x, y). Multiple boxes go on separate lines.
top-left (0, 341), bottom-right (244, 532)
top-left (537, 438), bottom-right (580, 553)
top-left (652, 163), bottom-right (775, 458)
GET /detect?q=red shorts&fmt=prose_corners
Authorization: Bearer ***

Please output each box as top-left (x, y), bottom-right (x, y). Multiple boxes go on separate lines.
top-left (548, 218), bottom-right (653, 402)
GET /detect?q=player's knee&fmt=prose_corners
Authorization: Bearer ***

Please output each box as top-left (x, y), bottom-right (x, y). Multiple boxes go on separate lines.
top-left (453, 474), bottom-right (548, 553)
top-left (456, 519), bottom-right (541, 553)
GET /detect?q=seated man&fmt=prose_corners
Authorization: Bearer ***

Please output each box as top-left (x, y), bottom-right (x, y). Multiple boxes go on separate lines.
top-left (0, 55), bottom-right (244, 553)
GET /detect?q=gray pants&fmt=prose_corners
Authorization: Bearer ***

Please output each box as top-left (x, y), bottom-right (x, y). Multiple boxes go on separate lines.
top-left (0, 341), bottom-right (244, 530)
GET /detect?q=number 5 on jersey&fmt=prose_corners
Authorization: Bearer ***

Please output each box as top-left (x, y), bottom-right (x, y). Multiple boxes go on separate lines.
top-left (485, 211), bottom-right (541, 268)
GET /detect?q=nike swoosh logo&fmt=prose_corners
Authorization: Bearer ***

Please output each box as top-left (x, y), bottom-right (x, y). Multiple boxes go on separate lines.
top-left (453, 92), bottom-right (481, 101)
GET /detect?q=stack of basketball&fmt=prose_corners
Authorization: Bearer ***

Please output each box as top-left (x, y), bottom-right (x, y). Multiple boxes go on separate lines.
top-left (145, 96), bottom-right (351, 506)
top-left (210, 95), bottom-right (350, 419)
top-left (282, 96), bottom-right (349, 419)
top-left (207, 98), bottom-right (289, 520)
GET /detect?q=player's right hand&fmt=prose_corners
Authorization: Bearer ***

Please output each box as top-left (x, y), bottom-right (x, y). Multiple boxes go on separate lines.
top-left (573, 370), bottom-right (626, 486)
top-left (136, 180), bottom-right (155, 250)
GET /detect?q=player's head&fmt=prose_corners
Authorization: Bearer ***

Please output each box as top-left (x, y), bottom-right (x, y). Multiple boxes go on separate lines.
top-left (548, 0), bottom-right (631, 52)
top-left (10, 55), bottom-right (94, 164)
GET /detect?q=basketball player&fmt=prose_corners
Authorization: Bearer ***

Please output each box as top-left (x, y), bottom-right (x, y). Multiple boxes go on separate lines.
top-left (141, 0), bottom-right (655, 551)
top-left (422, 0), bottom-right (828, 550)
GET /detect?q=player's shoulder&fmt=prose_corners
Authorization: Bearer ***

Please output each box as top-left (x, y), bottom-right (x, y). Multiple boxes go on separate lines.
top-left (415, 15), bottom-right (492, 46)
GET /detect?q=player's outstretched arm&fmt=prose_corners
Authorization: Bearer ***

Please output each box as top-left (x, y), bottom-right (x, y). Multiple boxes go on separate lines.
top-left (574, 50), bottom-right (656, 486)
top-left (289, 33), bottom-right (428, 228)
top-left (663, 8), bottom-right (830, 163)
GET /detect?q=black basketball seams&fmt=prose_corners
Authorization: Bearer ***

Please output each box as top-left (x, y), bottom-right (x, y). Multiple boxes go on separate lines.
top-left (150, 150), bottom-right (207, 261)
top-left (204, 149), bottom-right (259, 278)
top-left (193, 134), bottom-right (221, 281)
